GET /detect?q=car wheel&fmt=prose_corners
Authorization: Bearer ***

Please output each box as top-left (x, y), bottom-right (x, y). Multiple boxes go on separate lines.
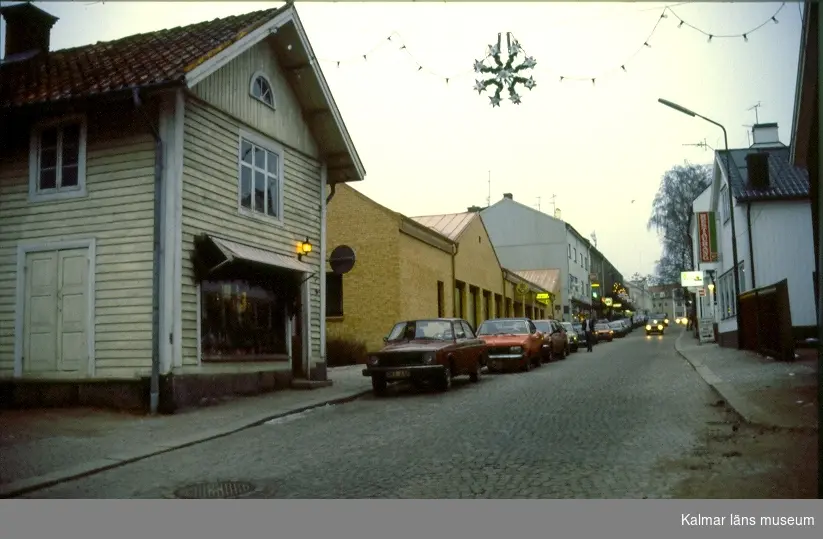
top-left (436, 365), bottom-right (452, 392)
top-left (469, 358), bottom-right (481, 383)
top-left (523, 356), bottom-right (532, 371)
top-left (371, 376), bottom-right (387, 396)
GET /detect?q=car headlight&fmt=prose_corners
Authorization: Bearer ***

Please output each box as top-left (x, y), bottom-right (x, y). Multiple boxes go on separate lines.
top-left (510, 346), bottom-right (522, 353)
top-left (422, 352), bottom-right (435, 365)
top-left (664, 319), bottom-right (669, 324)
top-left (609, 330), bottom-right (613, 334)
top-left (652, 320), bottom-right (658, 324)
top-left (645, 324), bottom-right (651, 330)
top-left (658, 325), bottom-right (663, 330)
top-left (367, 356), bottom-right (379, 366)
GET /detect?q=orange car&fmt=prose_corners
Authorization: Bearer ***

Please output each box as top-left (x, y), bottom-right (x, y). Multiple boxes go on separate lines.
top-left (476, 318), bottom-right (545, 373)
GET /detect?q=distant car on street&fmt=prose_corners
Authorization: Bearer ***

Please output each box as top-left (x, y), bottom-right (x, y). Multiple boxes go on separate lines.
top-left (362, 318), bottom-right (487, 395)
top-left (609, 321), bottom-right (628, 338)
top-left (560, 321), bottom-right (580, 352)
top-left (477, 318), bottom-right (545, 372)
top-left (646, 313), bottom-right (668, 336)
top-left (594, 322), bottom-right (614, 342)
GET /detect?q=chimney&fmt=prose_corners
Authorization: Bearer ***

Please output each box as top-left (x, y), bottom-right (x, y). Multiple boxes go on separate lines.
top-left (0, 2), bottom-right (59, 61)
top-left (750, 123), bottom-right (781, 147)
top-left (467, 205), bottom-right (483, 213)
top-left (745, 152), bottom-right (770, 190)
top-left (503, 193), bottom-right (513, 200)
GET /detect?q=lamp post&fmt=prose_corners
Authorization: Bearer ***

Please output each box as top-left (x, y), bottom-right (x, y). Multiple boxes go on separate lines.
top-left (658, 98), bottom-right (742, 349)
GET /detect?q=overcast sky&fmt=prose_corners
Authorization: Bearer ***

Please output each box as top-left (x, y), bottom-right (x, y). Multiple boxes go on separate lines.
top-left (1, 1), bottom-right (804, 278)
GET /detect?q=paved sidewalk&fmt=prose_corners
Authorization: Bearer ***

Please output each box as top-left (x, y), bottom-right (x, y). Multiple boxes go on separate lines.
top-left (674, 329), bottom-right (818, 430)
top-left (0, 365), bottom-right (371, 498)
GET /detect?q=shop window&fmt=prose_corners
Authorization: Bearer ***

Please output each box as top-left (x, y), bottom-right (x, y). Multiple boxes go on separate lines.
top-left (200, 279), bottom-right (288, 361)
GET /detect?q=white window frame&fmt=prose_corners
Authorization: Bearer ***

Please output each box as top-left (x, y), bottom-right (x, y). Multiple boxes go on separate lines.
top-left (28, 114), bottom-right (88, 203)
top-left (720, 186), bottom-right (730, 224)
top-left (249, 71), bottom-right (276, 110)
top-left (237, 129), bottom-right (285, 225)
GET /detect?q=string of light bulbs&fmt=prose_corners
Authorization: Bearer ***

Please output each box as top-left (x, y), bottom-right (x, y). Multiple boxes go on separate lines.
top-left (317, 2), bottom-right (788, 87)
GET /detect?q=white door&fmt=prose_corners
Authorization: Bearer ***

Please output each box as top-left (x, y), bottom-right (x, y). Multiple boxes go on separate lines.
top-left (23, 248), bottom-right (90, 375)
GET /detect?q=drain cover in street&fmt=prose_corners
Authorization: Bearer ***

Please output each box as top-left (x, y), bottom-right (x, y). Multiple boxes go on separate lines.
top-left (173, 481), bottom-right (256, 499)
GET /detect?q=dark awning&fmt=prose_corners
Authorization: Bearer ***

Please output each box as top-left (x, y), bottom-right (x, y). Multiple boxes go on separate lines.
top-left (192, 234), bottom-right (314, 281)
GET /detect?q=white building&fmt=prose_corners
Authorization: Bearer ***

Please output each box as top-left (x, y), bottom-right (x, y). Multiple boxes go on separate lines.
top-left (627, 280), bottom-right (652, 315)
top-left (692, 123), bottom-right (813, 347)
top-left (479, 193), bottom-right (594, 321)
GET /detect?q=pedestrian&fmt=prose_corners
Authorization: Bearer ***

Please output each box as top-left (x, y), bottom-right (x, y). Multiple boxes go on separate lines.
top-left (584, 315), bottom-right (594, 352)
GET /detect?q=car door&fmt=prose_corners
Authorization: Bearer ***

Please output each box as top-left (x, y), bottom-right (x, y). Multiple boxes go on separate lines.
top-left (451, 320), bottom-right (469, 370)
top-left (460, 320), bottom-right (480, 369)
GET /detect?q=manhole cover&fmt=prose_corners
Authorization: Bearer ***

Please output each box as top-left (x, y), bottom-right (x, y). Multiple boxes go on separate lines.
top-left (173, 481), bottom-right (256, 499)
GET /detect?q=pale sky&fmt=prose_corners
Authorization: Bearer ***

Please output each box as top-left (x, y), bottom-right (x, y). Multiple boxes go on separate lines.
top-left (2, 1), bottom-right (804, 278)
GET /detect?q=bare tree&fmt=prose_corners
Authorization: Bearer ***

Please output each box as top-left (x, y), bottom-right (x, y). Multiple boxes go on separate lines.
top-left (647, 161), bottom-right (712, 284)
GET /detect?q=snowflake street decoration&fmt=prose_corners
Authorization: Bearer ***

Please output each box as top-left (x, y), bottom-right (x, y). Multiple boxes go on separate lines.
top-left (473, 32), bottom-right (537, 107)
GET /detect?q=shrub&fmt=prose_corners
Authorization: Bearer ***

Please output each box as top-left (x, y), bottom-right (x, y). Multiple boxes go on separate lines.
top-left (326, 336), bottom-right (368, 367)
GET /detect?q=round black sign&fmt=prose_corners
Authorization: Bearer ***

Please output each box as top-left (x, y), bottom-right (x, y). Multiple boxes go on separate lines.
top-left (329, 244), bottom-right (356, 275)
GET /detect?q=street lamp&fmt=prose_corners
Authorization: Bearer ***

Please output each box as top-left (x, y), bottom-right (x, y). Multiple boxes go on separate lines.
top-left (658, 98), bottom-right (742, 349)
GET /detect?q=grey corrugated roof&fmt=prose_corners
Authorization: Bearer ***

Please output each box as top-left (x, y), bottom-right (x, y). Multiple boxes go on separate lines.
top-left (513, 269), bottom-right (561, 294)
top-left (409, 212), bottom-right (477, 241)
top-left (717, 146), bottom-right (810, 201)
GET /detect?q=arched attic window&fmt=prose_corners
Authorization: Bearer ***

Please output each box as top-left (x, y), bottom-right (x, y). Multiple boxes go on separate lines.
top-left (250, 71), bottom-right (276, 109)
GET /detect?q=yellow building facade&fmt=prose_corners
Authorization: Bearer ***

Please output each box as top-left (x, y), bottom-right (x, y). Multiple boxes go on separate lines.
top-left (325, 187), bottom-right (552, 354)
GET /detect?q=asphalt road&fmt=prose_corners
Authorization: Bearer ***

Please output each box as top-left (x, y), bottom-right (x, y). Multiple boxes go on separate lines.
top-left (22, 328), bottom-right (738, 498)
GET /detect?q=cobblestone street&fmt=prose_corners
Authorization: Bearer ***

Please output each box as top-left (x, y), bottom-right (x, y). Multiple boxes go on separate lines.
top-left (18, 330), bottom-right (817, 499)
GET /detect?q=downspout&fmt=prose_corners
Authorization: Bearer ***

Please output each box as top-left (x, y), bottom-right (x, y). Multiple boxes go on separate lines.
top-left (746, 202), bottom-right (756, 288)
top-left (501, 270), bottom-right (506, 317)
top-left (319, 167), bottom-right (329, 379)
top-left (451, 243), bottom-right (459, 316)
top-left (133, 87), bottom-right (163, 416)
top-left (326, 182), bottom-right (336, 204)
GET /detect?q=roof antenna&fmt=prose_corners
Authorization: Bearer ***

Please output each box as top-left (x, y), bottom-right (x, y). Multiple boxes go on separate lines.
top-left (743, 124), bottom-right (753, 146)
top-left (535, 196), bottom-right (541, 211)
top-left (747, 101), bottom-right (762, 124)
top-left (486, 171), bottom-right (491, 207)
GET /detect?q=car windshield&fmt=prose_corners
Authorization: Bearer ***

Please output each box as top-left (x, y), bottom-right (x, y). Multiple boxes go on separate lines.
top-left (609, 322), bottom-right (622, 328)
top-left (572, 324), bottom-right (582, 331)
top-left (477, 319), bottom-right (531, 336)
top-left (651, 314), bottom-right (667, 320)
top-left (595, 324), bottom-right (610, 330)
top-left (533, 321), bottom-right (551, 333)
top-left (386, 320), bottom-right (454, 341)
top-left (561, 322), bottom-right (574, 332)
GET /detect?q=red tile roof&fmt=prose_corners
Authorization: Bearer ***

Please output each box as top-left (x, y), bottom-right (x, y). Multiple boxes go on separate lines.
top-left (0, 5), bottom-right (285, 108)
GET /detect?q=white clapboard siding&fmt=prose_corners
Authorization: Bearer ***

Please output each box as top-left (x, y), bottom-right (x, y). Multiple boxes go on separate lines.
top-left (180, 97), bottom-right (322, 367)
top-left (191, 39), bottom-right (320, 160)
top-left (0, 106), bottom-right (157, 378)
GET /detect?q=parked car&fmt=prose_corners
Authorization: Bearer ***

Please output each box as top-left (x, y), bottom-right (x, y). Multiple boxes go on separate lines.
top-left (362, 318), bottom-right (488, 395)
top-left (533, 319), bottom-right (571, 360)
top-left (620, 319), bottom-right (633, 333)
top-left (609, 320), bottom-right (628, 338)
top-left (594, 322), bottom-right (614, 342)
top-left (560, 321), bottom-right (580, 352)
top-left (572, 322), bottom-right (595, 346)
top-left (477, 318), bottom-right (545, 372)
top-left (646, 313), bottom-right (667, 336)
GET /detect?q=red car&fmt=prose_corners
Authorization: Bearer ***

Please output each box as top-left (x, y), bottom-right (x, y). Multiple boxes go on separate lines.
top-left (362, 318), bottom-right (488, 395)
top-left (475, 318), bottom-right (545, 373)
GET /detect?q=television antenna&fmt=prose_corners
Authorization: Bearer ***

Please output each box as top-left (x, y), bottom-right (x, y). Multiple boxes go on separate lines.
top-left (486, 171), bottom-right (491, 207)
top-left (747, 101), bottom-right (762, 124)
top-left (535, 196), bottom-right (541, 211)
top-left (682, 138), bottom-right (711, 151)
top-left (590, 231), bottom-right (597, 248)
top-left (550, 194), bottom-right (557, 215)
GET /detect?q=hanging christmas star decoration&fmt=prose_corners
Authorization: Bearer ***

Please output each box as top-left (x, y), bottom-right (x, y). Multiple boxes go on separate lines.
top-left (473, 32), bottom-right (537, 107)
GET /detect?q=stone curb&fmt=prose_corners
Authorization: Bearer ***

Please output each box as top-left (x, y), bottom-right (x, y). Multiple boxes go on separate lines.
top-left (0, 388), bottom-right (371, 499)
top-left (673, 329), bottom-right (817, 432)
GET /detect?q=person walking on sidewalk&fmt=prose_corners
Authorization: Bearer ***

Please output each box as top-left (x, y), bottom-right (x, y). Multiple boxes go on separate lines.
top-left (584, 315), bottom-right (595, 352)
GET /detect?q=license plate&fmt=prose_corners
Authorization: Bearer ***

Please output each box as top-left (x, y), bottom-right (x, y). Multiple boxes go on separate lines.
top-left (386, 370), bottom-right (409, 379)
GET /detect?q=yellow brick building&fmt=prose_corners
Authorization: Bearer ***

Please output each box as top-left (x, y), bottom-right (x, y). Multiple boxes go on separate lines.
top-left (325, 186), bottom-right (552, 354)
top-left (325, 184), bottom-right (455, 352)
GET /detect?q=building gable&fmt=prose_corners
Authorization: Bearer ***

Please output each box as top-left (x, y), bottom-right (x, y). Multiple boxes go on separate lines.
top-left (190, 38), bottom-right (320, 158)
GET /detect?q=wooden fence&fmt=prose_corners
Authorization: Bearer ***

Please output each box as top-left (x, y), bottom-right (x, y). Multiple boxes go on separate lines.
top-left (737, 279), bottom-right (795, 361)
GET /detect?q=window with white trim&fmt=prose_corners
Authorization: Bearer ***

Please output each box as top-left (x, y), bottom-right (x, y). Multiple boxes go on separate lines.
top-left (29, 116), bottom-right (87, 201)
top-left (239, 135), bottom-right (282, 219)
top-left (250, 72), bottom-right (275, 109)
top-left (720, 186), bottom-right (730, 223)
